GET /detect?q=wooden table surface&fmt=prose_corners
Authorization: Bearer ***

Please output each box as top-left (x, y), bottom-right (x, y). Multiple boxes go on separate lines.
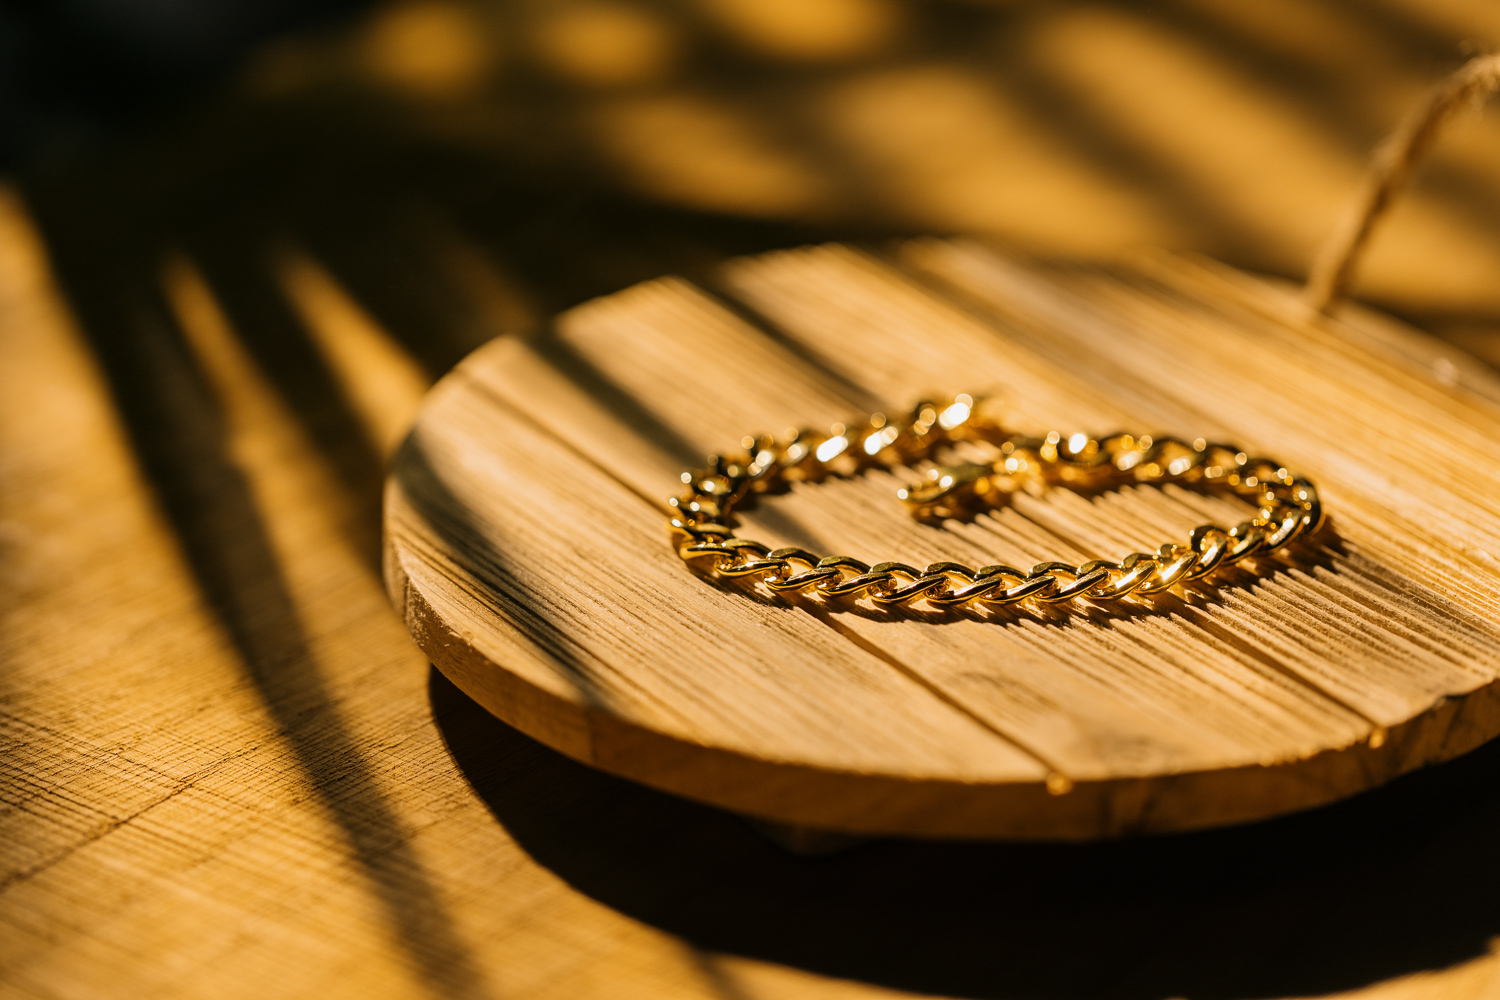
top-left (6, 1), bottom-right (1500, 997)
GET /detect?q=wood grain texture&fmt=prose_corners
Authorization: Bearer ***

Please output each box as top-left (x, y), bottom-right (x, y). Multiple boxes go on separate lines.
top-left (0, 190), bottom-right (818, 1000)
top-left (10, 0), bottom-right (1500, 992)
top-left (388, 241), bottom-right (1500, 839)
top-left (10, 167), bottom-right (1500, 999)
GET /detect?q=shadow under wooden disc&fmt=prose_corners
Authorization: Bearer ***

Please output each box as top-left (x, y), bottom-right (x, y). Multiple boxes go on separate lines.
top-left (383, 239), bottom-right (1500, 840)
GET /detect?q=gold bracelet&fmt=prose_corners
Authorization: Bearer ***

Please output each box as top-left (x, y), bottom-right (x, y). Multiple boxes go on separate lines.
top-left (667, 395), bottom-right (1324, 608)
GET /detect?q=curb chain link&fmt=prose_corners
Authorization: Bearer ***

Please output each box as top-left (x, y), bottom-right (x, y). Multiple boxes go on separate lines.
top-left (667, 395), bottom-right (1324, 609)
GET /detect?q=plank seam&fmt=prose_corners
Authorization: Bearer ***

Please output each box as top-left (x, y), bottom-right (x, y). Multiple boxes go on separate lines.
top-left (878, 245), bottom-right (1414, 730)
top-left (463, 372), bottom-right (670, 517)
top-left (695, 274), bottom-right (885, 413)
top-left (801, 605), bottom-right (1065, 777)
top-left (449, 368), bottom-right (1062, 772)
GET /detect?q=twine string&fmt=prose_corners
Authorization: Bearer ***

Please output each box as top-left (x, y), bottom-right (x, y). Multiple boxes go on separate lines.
top-left (1304, 53), bottom-right (1500, 314)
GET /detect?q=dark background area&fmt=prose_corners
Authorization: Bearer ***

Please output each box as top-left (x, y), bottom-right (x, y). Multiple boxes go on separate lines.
top-left (0, 0), bottom-right (369, 168)
top-left (8, 0), bottom-right (1500, 336)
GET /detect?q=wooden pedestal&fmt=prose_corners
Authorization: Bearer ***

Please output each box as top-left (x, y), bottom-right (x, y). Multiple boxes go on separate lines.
top-left (384, 240), bottom-right (1500, 840)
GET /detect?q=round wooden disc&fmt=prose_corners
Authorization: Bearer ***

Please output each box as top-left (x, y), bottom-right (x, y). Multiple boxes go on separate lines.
top-left (384, 240), bottom-right (1500, 839)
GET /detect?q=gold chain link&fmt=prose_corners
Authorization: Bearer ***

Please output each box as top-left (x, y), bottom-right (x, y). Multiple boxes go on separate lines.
top-left (667, 395), bottom-right (1324, 608)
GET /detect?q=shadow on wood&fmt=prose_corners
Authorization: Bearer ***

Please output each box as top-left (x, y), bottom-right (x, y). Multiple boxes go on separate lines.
top-left (431, 664), bottom-right (1500, 1000)
top-left (18, 178), bottom-right (495, 998)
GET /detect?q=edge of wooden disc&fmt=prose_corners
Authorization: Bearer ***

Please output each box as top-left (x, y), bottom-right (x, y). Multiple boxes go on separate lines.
top-left (386, 503), bottom-right (1500, 840)
top-left (384, 243), bottom-right (1500, 840)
